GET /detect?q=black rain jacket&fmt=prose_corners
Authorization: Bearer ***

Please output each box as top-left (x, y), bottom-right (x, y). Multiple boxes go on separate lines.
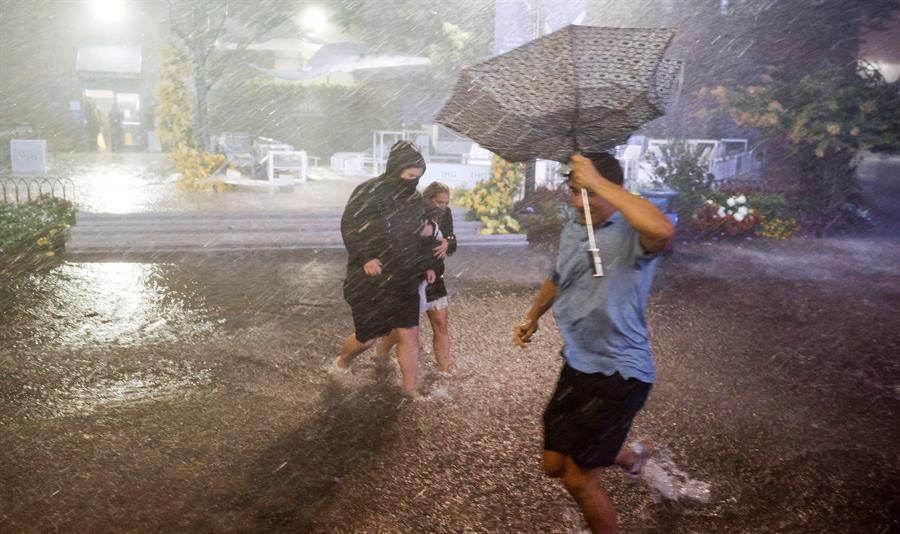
top-left (341, 141), bottom-right (437, 303)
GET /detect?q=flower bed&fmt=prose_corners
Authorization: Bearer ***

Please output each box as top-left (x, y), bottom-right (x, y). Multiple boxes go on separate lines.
top-left (690, 190), bottom-right (799, 239)
top-left (0, 196), bottom-right (75, 258)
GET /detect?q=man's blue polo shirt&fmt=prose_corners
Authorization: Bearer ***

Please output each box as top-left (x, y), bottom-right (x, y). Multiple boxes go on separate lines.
top-left (550, 212), bottom-right (659, 383)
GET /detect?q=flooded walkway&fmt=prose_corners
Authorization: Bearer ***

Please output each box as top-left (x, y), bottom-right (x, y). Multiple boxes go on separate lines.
top-left (1, 155), bottom-right (898, 532)
top-left (2, 236), bottom-right (898, 532)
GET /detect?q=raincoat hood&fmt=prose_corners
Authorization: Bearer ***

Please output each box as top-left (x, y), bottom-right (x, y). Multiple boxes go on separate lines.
top-left (383, 140), bottom-right (426, 190)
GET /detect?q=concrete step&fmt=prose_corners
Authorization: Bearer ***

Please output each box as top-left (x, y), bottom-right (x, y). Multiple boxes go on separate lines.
top-left (73, 211), bottom-right (484, 229)
top-left (67, 231), bottom-right (526, 246)
top-left (67, 211), bottom-right (526, 253)
top-left (70, 220), bottom-right (485, 233)
top-left (66, 232), bottom-right (527, 254)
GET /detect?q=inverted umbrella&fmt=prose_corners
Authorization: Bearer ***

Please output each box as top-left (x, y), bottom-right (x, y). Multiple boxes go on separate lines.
top-left (436, 25), bottom-right (682, 276)
top-left (436, 25), bottom-right (682, 162)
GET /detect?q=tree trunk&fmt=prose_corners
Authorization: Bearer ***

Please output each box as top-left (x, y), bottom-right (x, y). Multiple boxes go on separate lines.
top-left (797, 149), bottom-right (859, 229)
top-left (524, 160), bottom-right (536, 197)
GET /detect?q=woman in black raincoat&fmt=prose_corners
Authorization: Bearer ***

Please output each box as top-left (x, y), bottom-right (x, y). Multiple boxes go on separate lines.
top-left (333, 140), bottom-right (437, 396)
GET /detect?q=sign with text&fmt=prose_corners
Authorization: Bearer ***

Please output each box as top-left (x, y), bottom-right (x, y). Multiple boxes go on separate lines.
top-left (10, 139), bottom-right (48, 176)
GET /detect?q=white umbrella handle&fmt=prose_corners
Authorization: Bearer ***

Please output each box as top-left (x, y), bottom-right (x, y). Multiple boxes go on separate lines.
top-left (581, 188), bottom-right (604, 277)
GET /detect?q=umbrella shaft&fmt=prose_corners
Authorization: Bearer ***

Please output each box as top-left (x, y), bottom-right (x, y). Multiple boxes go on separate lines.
top-left (588, 249), bottom-right (604, 277)
top-left (581, 188), bottom-right (604, 277)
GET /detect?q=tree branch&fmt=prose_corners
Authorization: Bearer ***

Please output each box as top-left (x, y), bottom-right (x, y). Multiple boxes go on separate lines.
top-left (203, 0), bottom-right (229, 61)
top-left (166, 0), bottom-right (192, 50)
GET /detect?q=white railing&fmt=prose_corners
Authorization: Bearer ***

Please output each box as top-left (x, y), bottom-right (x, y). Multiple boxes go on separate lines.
top-left (619, 138), bottom-right (762, 190)
top-left (709, 151), bottom-right (760, 181)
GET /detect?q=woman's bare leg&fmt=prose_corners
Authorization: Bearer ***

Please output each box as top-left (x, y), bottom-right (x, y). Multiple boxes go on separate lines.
top-left (426, 307), bottom-right (450, 372)
top-left (375, 329), bottom-right (399, 359)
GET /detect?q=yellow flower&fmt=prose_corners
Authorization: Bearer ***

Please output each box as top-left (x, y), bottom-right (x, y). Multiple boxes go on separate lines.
top-left (814, 148), bottom-right (825, 158)
top-left (45, 251), bottom-right (55, 257)
top-left (826, 123), bottom-right (841, 135)
top-left (761, 113), bottom-right (779, 127)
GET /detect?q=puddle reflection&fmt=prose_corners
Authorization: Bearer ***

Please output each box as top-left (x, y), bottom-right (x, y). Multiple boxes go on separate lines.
top-left (3, 262), bottom-right (217, 349)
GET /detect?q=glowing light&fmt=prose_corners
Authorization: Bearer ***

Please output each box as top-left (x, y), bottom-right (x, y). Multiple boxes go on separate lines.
top-left (301, 6), bottom-right (329, 31)
top-left (92, 0), bottom-right (126, 24)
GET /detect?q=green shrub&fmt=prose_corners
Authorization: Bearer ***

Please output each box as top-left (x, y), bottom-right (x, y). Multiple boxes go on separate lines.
top-left (0, 196), bottom-right (75, 257)
top-left (747, 192), bottom-right (791, 221)
top-left (646, 140), bottom-right (717, 221)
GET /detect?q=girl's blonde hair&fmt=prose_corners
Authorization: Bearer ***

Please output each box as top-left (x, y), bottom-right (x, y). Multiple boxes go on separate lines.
top-left (422, 181), bottom-right (450, 201)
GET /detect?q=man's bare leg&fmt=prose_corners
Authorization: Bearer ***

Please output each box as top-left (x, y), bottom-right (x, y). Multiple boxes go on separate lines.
top-left (337, 334), bottom-right (376, 369)
top-left (542, 450), bottom-right (619, 534)
top-left (426, 307), bottom-right (450, 372)
top-left (394, 326), bottom-right (420, 394)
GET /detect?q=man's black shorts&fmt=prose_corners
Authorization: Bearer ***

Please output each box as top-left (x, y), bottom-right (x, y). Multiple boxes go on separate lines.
top-left (543, 362), bottom-right (652, 469)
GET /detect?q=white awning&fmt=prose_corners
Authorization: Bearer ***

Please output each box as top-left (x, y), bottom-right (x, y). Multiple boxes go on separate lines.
top-left (76, 46), bottom-right (142, 75)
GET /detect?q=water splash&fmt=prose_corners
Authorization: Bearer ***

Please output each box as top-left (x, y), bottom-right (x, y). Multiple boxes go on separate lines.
top-left (638, 447), bottom-right (712, 503)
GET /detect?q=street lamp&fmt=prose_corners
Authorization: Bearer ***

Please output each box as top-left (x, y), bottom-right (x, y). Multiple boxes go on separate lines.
top-left (91, 0), bottom-right (126, 24)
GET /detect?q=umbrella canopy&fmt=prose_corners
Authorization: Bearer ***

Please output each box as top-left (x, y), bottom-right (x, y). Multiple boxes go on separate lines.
top-left (436, 25), bottom-right (683, 163)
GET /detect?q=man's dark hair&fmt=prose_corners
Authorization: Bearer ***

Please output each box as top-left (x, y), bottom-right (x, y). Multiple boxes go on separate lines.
top-left (583, 151), bottom-right (624, 186)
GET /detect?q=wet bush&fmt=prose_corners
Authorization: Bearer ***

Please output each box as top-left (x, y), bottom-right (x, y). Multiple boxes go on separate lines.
top-left (171, 148), bottom-right (233, 193)
top-left (512, 186), bottom-right (568, 249)
top-left (457, 156), bottom-right (522, 234)
top-left (645, 140), bottom-right (717, 220)
top-left (707, 64), bottom-right (900, 231)
top-left (0, 196), bottom-right (75, 258)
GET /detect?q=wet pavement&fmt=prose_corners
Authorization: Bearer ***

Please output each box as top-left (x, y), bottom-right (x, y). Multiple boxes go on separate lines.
top-left (1, 155), bottom-right (898, 533)
top-left (51, 152), bottom-right (363, 214)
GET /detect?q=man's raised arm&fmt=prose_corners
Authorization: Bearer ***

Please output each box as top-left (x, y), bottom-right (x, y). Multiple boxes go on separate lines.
top-left (570, 154), bottom-right (675, 253)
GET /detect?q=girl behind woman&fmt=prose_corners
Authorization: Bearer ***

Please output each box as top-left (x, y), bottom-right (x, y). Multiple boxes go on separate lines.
top-left (377, 182), bottom-right (456, 373)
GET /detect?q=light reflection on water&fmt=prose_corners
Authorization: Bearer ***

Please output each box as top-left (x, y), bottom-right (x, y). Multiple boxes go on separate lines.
top-left (51, 152), bottom-right (358, 214)
top-left (2, 260), bottom-right (220, 418)
top-left (17, 262), bottom-right (218, 348)
top-left (54, 152), bottom-right (179, 213)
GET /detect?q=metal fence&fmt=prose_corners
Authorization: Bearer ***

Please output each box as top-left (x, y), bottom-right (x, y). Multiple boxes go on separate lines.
top-left (0, 176), bottom-right (75, 204)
